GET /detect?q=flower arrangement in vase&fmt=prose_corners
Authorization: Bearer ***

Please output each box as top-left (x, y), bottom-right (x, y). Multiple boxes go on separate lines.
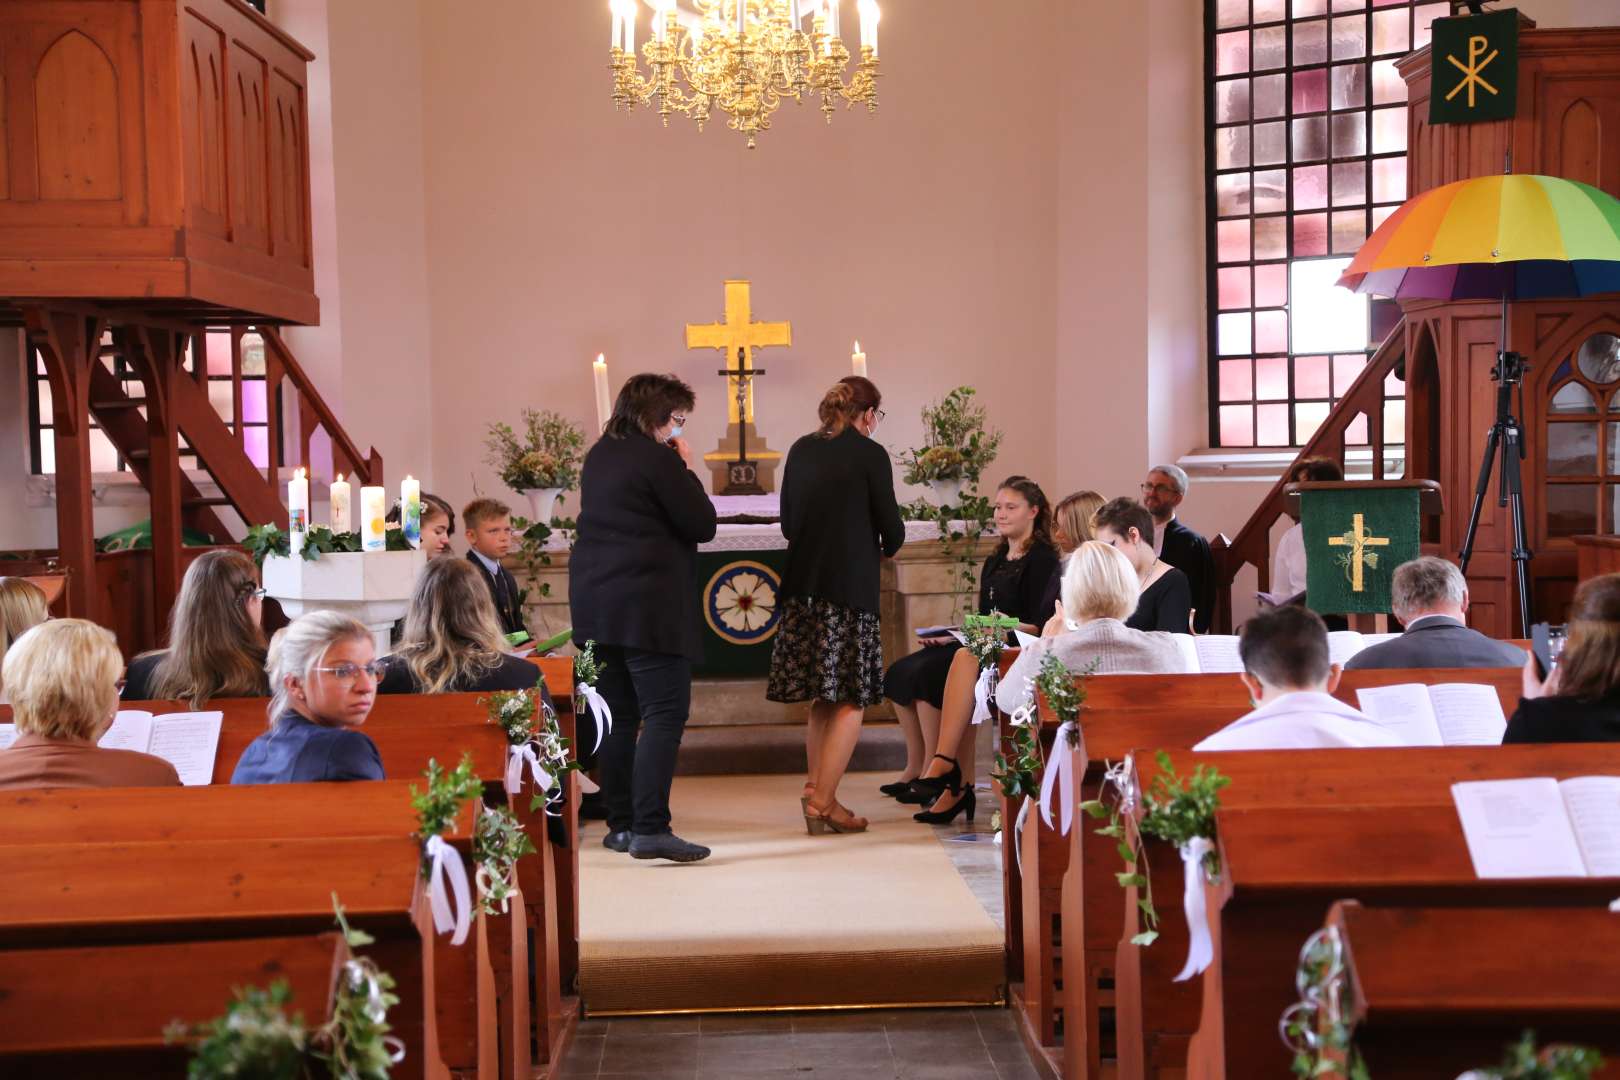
top-left (484, 409), bottom-right (585, 525)
top-left (898, 387), bottom-right (1002, 509)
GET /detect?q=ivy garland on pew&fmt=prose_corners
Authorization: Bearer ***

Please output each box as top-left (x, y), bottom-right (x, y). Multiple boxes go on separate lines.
top-left (1462, 1031), bottom-right (1605, 1080)
top-left (474, 802), bottom-right (537, 915)
top-left (244, 523), bottom-right (413, 568)
top-left (991, 650), bottom-right (1086, 800)
top-left (1080, 750), bottom-right (1231, 948)
top-left (1280, 924), bottom-right (1367, 1080)
top-left (481, 674), bottom-right (577, 815)
top-left (166, 896), bottom-right (403, 1079)
top-left (963, 609), bottom-right (1019, 723)
top-left (412, 754), bottom-right (484, 858)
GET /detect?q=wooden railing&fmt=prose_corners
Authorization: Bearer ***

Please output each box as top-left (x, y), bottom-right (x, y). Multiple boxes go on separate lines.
top-left (262, 328), bottom-right (383, 488)
top-left (1209, 325), bottom-right (1407, 632)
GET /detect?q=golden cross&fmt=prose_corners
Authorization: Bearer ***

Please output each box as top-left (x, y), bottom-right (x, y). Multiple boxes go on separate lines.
top-left (1327, 512), bottom-right (1390, 593)
top-left (1445, 34), bottom-right (1500, 108)
top-left (685, 280), bottom-right (792, 424)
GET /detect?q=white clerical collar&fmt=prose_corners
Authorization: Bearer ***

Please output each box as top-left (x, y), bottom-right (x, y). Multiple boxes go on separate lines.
top-left (471, 549), bottom-right (502, 575)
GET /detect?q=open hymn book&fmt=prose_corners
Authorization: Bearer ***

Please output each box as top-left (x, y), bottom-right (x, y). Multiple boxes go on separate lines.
top-left (1353, 682), bottom-right (1507, 746)
top-left (1452, 777), bottom-right (1620, 879)
top-left (0, 710), bottom-right (222, 786)
top-left (1169, 630), bottom-right (1400, 673)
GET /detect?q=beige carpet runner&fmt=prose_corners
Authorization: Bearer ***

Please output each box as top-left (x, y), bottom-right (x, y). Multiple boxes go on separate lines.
top-left (579, 772), bottom-right (1004, 1014)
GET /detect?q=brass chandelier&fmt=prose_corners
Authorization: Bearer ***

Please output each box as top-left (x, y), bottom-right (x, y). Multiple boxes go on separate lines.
top-left (609, 0), bottom-right (882, 149)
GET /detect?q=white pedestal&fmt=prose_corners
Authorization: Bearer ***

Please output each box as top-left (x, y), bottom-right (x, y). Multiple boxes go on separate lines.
top-left (263, 549), bottom-right (426, 655)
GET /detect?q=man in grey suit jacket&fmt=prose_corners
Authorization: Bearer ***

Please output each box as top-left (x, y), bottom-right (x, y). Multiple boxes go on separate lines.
top-left (1344, 556), bottom-right (1525, 670)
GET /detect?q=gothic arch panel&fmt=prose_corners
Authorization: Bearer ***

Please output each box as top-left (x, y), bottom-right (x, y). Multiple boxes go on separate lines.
top-left (183, 29), bottom-right (226, 226)
top-left (34, 31), bottom-right (121, 200)
top-left (0, 60), bottom-right (9, 200)
top-left (1556, 98), bottom-right (1601, 188)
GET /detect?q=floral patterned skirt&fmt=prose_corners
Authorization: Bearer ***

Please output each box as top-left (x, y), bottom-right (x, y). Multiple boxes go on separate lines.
top-left (766, 596), bottom-right (885, 707)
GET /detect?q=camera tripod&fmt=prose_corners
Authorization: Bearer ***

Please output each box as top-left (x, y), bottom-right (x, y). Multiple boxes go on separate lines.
top-left (1456, 343), bottom-right (1533, 639)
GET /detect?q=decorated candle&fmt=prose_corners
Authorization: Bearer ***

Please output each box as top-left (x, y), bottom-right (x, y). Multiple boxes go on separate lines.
top-left (852, 340), bottom-right (867, 378)
top-left (288, 467), bottom-right (309, 553)
top-left (330, 472), bottom-right (352, 534)
top-left (401, 474), bottom-right (422, 548)
top-left (361, 486), bottom-right (387, 552)
top-left (593, 354), bottom-right (613, 432)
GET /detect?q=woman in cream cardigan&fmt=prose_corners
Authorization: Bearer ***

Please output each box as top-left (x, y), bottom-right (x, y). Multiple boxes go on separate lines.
top-left (997, 540), bottom-right (1185, 714)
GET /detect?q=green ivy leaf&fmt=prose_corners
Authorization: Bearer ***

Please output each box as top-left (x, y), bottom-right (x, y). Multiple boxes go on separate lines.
top-left (1129, 930), bottom-right (1159, 947)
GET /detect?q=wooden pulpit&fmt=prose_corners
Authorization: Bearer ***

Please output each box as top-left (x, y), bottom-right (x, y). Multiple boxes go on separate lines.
top-left (1285, 480), bottom-right (1442, 616)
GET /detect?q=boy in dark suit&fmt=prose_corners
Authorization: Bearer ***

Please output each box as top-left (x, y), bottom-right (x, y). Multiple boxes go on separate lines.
top-left (463, 497), bottom-right (527, 639)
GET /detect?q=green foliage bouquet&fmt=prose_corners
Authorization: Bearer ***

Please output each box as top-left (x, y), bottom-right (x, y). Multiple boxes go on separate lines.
top-left (485, 409), bottom-right (585, 492)
top-left (898, 387), bottom-right (1002, 487)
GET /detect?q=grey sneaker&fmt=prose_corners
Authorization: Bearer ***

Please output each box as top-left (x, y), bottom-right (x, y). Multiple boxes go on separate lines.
top-left (602, 830), bottom-right (632, 853)
top-left (629, 831), bottom-right (711, 863)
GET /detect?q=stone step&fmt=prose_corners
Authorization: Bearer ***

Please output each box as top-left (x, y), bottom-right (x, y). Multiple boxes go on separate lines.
top-left (689, 678), bottom-right (896, 727)
top-left (674, 721), bottom-right (907, 777)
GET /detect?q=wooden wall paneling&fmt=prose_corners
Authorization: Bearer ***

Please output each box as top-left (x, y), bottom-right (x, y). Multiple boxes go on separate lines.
top-left (227, 42), bottom-right (270, 253)
top-left (181, 9), bottom-right (228, 237)
top-left (267, 69), bottom-right (310, 271)
top-left (34, 29), bottom-right (122, 202)
top-left (0, 53), bottom-right (9, 202)
top-left (1539, 76), bottom-right (1620, 192)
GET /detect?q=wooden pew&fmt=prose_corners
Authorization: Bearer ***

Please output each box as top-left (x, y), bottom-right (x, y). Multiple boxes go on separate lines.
top-left (1322, 900), bottom-right (1620, 1078)
top-left (529, 655), bottom-right (584, 998)
top-left (1015, 665), bottom-right (1520, 1080)
top-left (1188, 803), bottom-right (1620, 1078)
top-left (1112, 744), bottom-right (1620, 1080)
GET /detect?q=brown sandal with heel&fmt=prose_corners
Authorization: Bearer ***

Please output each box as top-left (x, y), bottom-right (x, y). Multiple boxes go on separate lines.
top-left (803, 799), bottom-right (869, 835)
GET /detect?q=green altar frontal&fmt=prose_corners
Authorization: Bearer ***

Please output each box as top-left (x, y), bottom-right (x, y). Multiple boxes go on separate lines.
top-left (696, 549), bottom-right (789, 675)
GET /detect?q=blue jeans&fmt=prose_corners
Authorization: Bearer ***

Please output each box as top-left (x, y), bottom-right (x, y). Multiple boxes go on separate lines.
top-left (594, 645), bottom-right (692, 835)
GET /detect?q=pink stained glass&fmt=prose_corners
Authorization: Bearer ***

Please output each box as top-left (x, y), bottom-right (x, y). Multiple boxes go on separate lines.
top-left (1256, 0), bottom-right (1287, 21)
top-left (1295, 401), bottom-right (1332, 443)
top-left (1331, 63), bottom-right (1367, 109)
top-left (1217, 172), bottom-right (1252, 217)
top-left (1385, 397), bottom-right (1407, 442)
top-left (1216, 126), bottom-right (1251, 170)
top-left (1257, 356), bottom-right (1291, 398)
top-left (1254, 121), bottom-right (1288, 165)
top-left (1331, 15), bottom-right (1366, 59)
top-left (1333, 353), bottom-right (1367, 394)
top-left (90, 429), bottom-right (121, 472)
top-left (1372, 156), bottom-right (1406, 203)
top-left (1255, 215), bottom-right (1288, 259)
top-left (244, 426), bottom-right (270, 470)
top-left (1218, 267), bottom-right (1252, 310)
top-left (1216, 0), bottom-right (1248, 28)
top-left (1220, 359), bottom-right (1255, 402)
top-left (1332, 209), bottom-right (1367, 253)
top-left (1217, 31), bottom-right (1251, 75)
top-left (1371, 106), bottom-right (1406, 153)
top-left (205, 333), bottom-right (233, 376)
top-left (1413, 3), bottom-right (1449, 50)
top-left (1371, 203), bottom-right (1399, 231)
top-left (1332, 0), bottom-right (1366, 10)
top-left (1295, 165), bottom-right (1329, 210)
top-left (1256, 263), bottom-right (1289, 306)
top-left (39, 438), bottom-right (55, 474)
top-left (1218, 219), bottom-right (1252, 263)
top-left (1344, 410), bottom-right (1369, 445)
top-left (1293, 68), bottom-right (1328, 114)
top-left (1293, 0), bottom-right (1327, 16)
top-left (206, 379), bottom-right (234, 422)
top-left (1254, 25), bottom-right (1288, 70)
top-left (1292, 116), bottom-right (1327, 162)
top-left (1372, 58), bottom-right (1405, 104)
top-left (1253, 169), bottom-right (1287, 214)
top-left (36, 379), bottom-right (52, 420)
top-left (242, 380), bottom-right (268, 424)
top-left (1294, 212), bottom-right (1329, 257)
top-left (1254, 75), bottom-right (1287, 119)
top-left (1220, 405), bottom-right (1256, 447)
top-left (1256, 310), bottom-right (1290, 354)
top-left (1371, 8), bottom-right (1409, 54)
top-left (1332, 161), bottom-right (1367, 206)
top-left (1384, 369), bottom-right (1404, 396)
top-left (1219, 312), bottom-right (1254, 356)
top-left (1216, 79), bottom-right (1251, 123)
top-left (1296, 355), bottom-right (1332, 397)
top-left (1332, 112), bottom-right (1367, 157)
top-left (1258, 403), bottom-right (1292, 445)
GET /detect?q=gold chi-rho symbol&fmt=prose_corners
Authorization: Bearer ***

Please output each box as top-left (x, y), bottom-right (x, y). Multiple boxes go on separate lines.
top-left (1328, 513), bottom-right (1390, 593)
top-left (1446, 34), bottom-right (1500, 108)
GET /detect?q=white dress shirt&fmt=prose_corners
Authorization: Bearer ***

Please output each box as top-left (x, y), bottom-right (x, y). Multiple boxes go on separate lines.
top-left (1270, 522), bottom-right (1308, 600)
top-left (1152, 514), bottom-right (1173, 558)
top-left (1192, 690), bottom-right (1405, 751)
top-left (471, 548), bottom-right (502, 576)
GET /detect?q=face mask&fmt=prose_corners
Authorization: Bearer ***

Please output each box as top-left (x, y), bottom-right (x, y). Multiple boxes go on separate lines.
top-left (667, 424), bottom-right (684, 440)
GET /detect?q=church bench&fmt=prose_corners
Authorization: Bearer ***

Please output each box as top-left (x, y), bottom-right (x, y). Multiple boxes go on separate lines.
top-left (1319, 900), bottom-right (1620, 1078)
top-left (1186, 803), bottom-right (1620, 1078)
top-left (1110, 743), bottom-right (1620, 1080)
top-left (1012, 665), bottom-right (1520, 1080)
top-left (0, 931), bottom-right (350, 1078)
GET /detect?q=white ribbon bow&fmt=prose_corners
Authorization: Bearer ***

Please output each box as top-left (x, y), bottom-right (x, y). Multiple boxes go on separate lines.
top-left (1172, 836), bottom-right (1217, 982)
top-left (577, 683), bottom-right (613, 755)
top-left (504, 742), bottom-right (554, 798)
top-left (344, 960), bottom-right (407, 1062)
top-left (970, 666), bottom-right (996, 726)
top-left (423, 834), bottom-right (472, 946)
top-left (1037, 720), bottom-right (1079, 836)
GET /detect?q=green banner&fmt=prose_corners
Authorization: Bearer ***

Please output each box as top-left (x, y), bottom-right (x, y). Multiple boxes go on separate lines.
top-left (1430, 9), bottom-right (1518, 125)
top-left (1302, 488), bottom-right (1421, 615)
top-left (695, 549), bottom-right (789, 676)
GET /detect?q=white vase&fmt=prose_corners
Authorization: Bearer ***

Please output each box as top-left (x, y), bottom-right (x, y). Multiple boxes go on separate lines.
top-left (523, 487), bottom-right (565, 525)
top-left (927, 477), bottom-right (966, 508)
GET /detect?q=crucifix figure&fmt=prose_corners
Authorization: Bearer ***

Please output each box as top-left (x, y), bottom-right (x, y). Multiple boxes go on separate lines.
top-left (685, 280), bottom-right (790, 494)
top-left (1328, 513), bottom-right (1391, 592)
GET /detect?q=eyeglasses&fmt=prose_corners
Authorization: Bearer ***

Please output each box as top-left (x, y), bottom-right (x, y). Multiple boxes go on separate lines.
top-left (312, 660), bottom-right (388, 682)
top-left (670, 413), bottom-right (688, 427)
top-left (1140, 482), bottom-right (1176, 495)
top-left (874, 409), bottom-right (886, 422)
top-left (114, 678), bottom-right (127, 695)
top-left (247, 587), bottom-right (268, 601)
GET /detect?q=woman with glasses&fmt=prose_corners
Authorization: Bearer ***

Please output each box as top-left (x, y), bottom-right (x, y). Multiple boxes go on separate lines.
top-left (122, 549), bottom-right (270, 705)
top-left (0, 619), bottom-right (181, 790)
top-left (230, 610), bottom-right (385, 784)
top-left (570, 372), bottom-right (718, 862)
top-left (380, 558), bottom-right (551, 695)
top-left (768, 376), bottom-right (903, 835)
top-left (1089, 497), bottom-right (1192, 634)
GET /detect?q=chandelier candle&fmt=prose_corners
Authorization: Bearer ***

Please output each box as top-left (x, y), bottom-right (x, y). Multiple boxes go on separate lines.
top-left (288, 467), bottom-right (309, 554)
top-left (593, 354), bottom-right (613, 433)
top-left (361, 486), bottom-right (387, 553)
top-left (330, 472), bottom-right (351, 534)
top-left (401, 475), bottom-right (421, 548)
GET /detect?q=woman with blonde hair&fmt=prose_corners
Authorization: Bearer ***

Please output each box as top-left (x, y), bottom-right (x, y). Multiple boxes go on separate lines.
top-left (1507, 573), bottom-right (1620, 743)
top-left (0, 577), bottom-right (50, 703)
top-left (0, 619), bottom-right (180, 790)
top-left (231, 610), bottom-right (384, 784)
top-left (123, 549), bottom-right (269, 705)
top-left (378, 558), bottom-right (545, 695)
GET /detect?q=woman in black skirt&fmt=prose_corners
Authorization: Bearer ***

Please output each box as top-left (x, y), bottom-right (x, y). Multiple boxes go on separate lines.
top-left (767, 376), bottom-right (905, 835)
top-left (888, 476), bottom-right (1060, 809)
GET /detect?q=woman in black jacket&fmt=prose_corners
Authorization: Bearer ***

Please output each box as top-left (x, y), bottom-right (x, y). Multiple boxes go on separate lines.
top-left (570, 373), bottom-right (718, 863)
top-left (768, 377), bottom-right (905, 835)
top-left (1505, 573), bottom-right (1620, 744)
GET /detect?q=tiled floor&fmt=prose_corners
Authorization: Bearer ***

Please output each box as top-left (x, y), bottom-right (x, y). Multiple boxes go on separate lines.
top-left (559, 1007), bottom-right (1043, 1079)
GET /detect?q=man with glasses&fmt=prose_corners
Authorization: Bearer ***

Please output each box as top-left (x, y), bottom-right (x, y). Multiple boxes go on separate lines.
top-left (1140, 463), bottom-right (1215, 633)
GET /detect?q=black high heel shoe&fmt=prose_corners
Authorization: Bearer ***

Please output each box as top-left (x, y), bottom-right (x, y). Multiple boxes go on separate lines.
top-left (879, 779), bottom-right (916, 799)
top-left (914, 786), bottom-right (976, 825)
top-left (897, 754), bottom-right (961, 805)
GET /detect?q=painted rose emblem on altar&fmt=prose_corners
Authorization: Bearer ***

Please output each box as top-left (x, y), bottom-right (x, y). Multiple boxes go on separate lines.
top-left (703, 561), bottom-right (783, 646)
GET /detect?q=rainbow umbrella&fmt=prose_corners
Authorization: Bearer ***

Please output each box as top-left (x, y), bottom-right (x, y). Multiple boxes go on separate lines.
top-left (1338, 174), bottom-right (1620, 300)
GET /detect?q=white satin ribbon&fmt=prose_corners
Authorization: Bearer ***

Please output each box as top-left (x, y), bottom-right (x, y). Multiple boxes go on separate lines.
top-left (1103, 756), bottom-right (1137, 817)
top-left (344, 960), bottom-right (407, 1062)
top-left (970, 666), bottom-right (995, 726)
top-left (1172, 836), bottom-right (1216, 982)
top-left (577, 683), bottom-right (613, 755)
top-left (504, 742), bottom-right (554, 798)
top-left (423, 834), bottom-right (472, 946)
top-left (1037, 720), bottom-right (1078, 836)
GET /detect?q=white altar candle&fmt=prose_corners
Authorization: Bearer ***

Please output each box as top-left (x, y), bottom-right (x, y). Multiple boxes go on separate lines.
top-left (288, 467), bottom-right (309, 553)
top-left (361, 486), bottom-right (387, 552)
top-left (852, 340), bottom-right (867, 378)
top-left (827, 0), bottom-right (840, 39)
top-left (593, 354), bottom-right (613, 432)
top-left (330, 472), bottom-right (351, 534)
top-left (401, 475), bottom-right (421, 548)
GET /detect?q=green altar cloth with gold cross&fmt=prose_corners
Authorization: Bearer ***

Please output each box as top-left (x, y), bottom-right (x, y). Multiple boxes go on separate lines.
top-left (1301, 485), bottom-right (1424, 615)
